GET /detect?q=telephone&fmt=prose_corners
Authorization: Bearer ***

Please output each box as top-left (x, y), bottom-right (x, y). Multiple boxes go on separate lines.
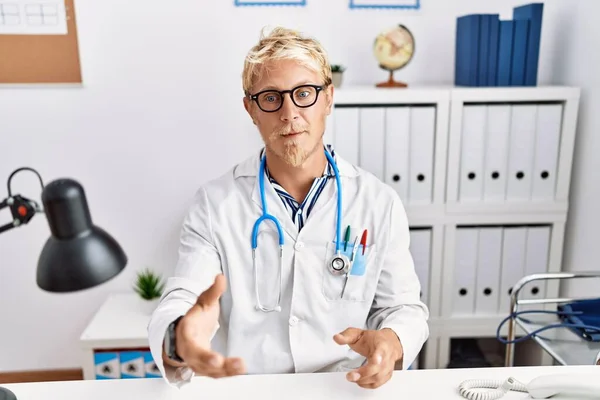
top-left (458, 373), bottom-right (600, 399)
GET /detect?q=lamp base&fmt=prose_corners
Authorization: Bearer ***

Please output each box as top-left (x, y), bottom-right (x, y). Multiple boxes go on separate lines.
top-left (0, 387), bottom-right (17, 400)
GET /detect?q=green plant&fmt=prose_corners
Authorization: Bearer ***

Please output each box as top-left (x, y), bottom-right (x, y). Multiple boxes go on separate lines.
top-left (331, 64), bottom-right (346, 73)
top-left (133, 268), bottom-right (165, 300)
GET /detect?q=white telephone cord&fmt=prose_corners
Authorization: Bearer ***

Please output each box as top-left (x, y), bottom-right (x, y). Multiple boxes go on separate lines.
top-left (458, 377), bottom-right (528, 400)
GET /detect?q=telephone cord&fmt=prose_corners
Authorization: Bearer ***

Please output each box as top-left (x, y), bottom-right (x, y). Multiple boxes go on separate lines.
top-left (458, 377), bottom-right (528, 400)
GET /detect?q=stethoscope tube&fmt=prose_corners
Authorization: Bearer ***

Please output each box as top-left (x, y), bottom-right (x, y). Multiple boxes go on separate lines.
top-left (251, 148), bottom-right (346, 312)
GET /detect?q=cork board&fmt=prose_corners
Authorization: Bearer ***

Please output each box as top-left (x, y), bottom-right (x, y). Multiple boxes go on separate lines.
top-left (0, 0), bottom-right (82, 84)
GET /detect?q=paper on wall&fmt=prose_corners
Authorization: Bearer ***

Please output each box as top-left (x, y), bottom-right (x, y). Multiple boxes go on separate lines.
top-left (0, 0), bottom-right (67, 35)
top-left (350, 0), bottom-right (419, 8)
top-left (234, 0), bottom-right (305, 6)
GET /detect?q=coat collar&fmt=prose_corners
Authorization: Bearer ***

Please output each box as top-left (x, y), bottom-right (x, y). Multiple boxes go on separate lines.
top-left (233, 147), bottom-right (359, 179)
top-left (234, 146), bottom-right (359, 241)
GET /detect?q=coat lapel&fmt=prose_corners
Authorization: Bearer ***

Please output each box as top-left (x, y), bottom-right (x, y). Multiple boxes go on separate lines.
top-left (235, 151), bottom-right (298, 241)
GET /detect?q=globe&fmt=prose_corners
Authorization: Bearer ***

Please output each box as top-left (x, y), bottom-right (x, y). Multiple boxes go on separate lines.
top-left (373, 24), bottom-right (415, 88)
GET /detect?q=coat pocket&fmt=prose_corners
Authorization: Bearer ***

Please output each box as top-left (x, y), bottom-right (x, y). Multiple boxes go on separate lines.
top-left (321, 240), bottom-right (377, 302)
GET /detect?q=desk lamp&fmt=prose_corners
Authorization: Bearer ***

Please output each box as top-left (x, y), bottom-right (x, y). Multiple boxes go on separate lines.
top-left (0, 167), bottom-right (127, 400)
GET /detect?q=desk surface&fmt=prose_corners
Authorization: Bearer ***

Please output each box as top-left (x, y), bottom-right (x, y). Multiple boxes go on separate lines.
top-left (3, 365), bottom-right (598, 399)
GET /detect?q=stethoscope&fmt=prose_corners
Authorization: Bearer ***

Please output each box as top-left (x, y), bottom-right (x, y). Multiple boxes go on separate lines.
top-left (251, 148), bottom-right (349, 312)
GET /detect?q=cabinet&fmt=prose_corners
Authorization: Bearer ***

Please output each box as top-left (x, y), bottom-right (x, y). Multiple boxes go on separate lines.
top-left (329, 85), bottom-right (580, 370)
top-left (80, 294), bottom-right (158, 380)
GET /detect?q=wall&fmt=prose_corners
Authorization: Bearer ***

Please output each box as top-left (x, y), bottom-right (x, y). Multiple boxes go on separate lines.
top-left (0, 0), bottom-right (596, 372)
top-left (550, 1), bottom-right (600, 295)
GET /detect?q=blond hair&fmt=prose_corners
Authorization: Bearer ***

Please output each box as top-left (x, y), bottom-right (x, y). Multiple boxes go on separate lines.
top-left (242, 26), bottom-right (332, 95)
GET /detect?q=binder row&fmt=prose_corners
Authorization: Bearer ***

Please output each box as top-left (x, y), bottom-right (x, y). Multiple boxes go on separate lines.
top-left (410, 228), bottom-right (431, 304)
top-left (459, 103), bottom-right (561, 203)
top-left (94, 349), bottom-right (161, 379)
top-left (453, 225), bottom-right (550, 316)
top-left (331, 106), bottom-right (435, 205)
top-left (455, 3), bottom-right (543, 87)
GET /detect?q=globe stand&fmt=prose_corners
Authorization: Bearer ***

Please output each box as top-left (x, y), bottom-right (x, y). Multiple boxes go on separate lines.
top-left (376, 69), bottom-right (407, 88)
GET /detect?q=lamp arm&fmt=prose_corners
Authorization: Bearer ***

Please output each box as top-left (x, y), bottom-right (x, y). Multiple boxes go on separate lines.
top-left (1, 167), bottom-right (46, 235)
top-left (0, 194), bottom-right (42, 234)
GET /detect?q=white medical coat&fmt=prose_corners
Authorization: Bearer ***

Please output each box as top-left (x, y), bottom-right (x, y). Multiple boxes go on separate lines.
top-left (148, 150), bottom-right (429, 386)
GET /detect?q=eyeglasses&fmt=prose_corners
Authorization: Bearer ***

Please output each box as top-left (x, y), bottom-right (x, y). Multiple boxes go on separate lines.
top-left (249, 84), bottom-right (325, 113)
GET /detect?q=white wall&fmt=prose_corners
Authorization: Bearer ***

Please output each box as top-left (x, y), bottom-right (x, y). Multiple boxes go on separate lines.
top-left (0, 0), bottom-right (597, 372)
top-left (549, 1), bottom-right (600, 295)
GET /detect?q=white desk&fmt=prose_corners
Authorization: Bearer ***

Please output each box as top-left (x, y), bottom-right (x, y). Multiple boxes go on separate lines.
top-left (3, 365), bottom-right (598, 399)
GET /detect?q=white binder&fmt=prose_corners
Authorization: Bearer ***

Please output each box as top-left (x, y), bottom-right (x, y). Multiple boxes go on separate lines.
top-left (498, 227), bottom-right (527, 315)
top-left (452, 228), bottom-right (478, 315)
top-left (409, 106), bottom-right (436, 204)
top-left (459, 105), bottom-right (486, 202)
top-left (521, 226), bottom-right (551, 311)
top-left (474, 227), bottom-right (503, 315)
top-left (359, 107), bottom-right (386, 181)
top-left (384, 106), bottom-right (411, 202)
top-left (410, 228), bottom-right (431, 304)
top-left (531, 104), bottom-right (562, 202)
top-left (483, 105), bottom-right (511, 203)
top-left (333, 107), bottom-right (360, 166)
top-left (506, 105), bottom-right (537, 201)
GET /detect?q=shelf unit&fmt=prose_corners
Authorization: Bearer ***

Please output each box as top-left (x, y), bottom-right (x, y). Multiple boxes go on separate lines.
top-left (328, 85), bottom-right (580, 369)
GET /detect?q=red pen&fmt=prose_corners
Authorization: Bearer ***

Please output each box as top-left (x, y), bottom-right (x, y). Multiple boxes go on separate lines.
top-left (360, 229), bottom-right (368, 255)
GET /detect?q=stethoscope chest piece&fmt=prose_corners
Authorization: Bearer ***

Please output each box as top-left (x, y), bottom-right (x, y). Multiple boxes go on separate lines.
top-left (328, 253), bottom-right (350, 276)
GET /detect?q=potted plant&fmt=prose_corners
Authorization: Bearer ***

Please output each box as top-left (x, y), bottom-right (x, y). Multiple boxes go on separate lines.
top-left (331, 64), bottom-right (346, 88)
top-left (133, 268), bottom-right (165, 314)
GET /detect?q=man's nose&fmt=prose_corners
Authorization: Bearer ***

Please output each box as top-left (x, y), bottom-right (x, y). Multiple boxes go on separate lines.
top-left (280, 94), bottom-right (300, 122)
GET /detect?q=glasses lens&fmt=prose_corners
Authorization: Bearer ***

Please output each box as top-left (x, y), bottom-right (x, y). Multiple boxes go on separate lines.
top-left (257, 91), bottom-right (282, 112)
top-left (292, 86), bottom-right (318, 107)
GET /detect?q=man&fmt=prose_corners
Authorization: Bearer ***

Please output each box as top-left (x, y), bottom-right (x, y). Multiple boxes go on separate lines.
top-left (147, 26), bottom-right (429, 390)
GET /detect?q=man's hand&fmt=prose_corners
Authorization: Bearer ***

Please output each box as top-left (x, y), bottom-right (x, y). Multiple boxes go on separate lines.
top-left (333, 327), bottom-right (403, 389)
top-left (167, 274), bottom-right (246, 378)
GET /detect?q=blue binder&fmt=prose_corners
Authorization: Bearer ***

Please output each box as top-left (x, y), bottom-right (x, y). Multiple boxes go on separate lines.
top-left (510, 19), bottom-right (530, 86)
top-left (456, 15), bottom-right (475, 86)
top-left (487, 16), bottom-right (500, 86)
top-left (497, 20), bottom-right (514, 86)
top-left (455, 16), bottom-right (467, 85)
top-left (465, 14), bottom-right (481, 86)
top-left (513, 3), bottom-right (544, 86)
top-left (477, 14), bottom-right (499, 87)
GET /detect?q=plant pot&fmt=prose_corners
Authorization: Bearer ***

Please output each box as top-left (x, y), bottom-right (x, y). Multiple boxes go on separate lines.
top-left (138, 298), bottom-right (159, 315)
top-left (332, 72), bottom-right (344, 88)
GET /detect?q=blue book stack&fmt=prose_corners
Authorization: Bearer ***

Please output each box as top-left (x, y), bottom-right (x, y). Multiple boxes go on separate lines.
top-left (454, 2), bottom-right (543, 87)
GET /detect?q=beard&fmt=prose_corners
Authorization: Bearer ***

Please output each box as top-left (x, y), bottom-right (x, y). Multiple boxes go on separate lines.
top-left (266, 122), bottom-right (318, 167)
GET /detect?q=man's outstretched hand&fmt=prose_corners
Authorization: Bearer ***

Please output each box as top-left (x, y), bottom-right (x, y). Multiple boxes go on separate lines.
top-left (166, 274), bottom-right (246, 378)
top-left (334, 327), bottom-right (403, 389)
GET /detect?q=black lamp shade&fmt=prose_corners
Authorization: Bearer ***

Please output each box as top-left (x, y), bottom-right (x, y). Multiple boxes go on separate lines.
top-left (36, 178), bottom-right (127, 292)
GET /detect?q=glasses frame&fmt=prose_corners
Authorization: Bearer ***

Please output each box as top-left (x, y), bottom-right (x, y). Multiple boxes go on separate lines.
top-left (248, 84), bottom-right (326, 113)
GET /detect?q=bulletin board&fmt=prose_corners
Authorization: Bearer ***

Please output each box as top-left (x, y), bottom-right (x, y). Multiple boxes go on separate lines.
top-left (0, 0), bottom-right (82, 84)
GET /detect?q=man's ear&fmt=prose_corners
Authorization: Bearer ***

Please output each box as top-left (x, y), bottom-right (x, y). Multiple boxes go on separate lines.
top-left (325, 84), bottom-right (334, 115)
top-left (243, 96), bottom-right (257, 125)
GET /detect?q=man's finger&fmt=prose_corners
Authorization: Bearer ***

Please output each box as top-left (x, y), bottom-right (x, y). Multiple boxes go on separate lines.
top-left (357, 370), bottom-right (393, 389)
top-left (187, 345), bottom-right (226, 370)
top-left (333, 327), bottom-right (362, 345)
top-left (223, 357), bottom-right (246, 376)
top-left (347, 349), bottom-right (389, 384)
top-left (197, 274), bottom-right (226, 308)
